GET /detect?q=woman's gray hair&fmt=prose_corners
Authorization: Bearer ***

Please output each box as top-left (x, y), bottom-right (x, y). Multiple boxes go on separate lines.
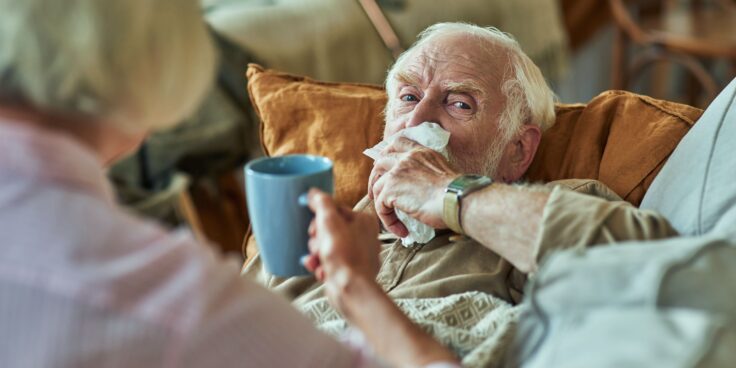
top-left (385, 22), bottom-right (556, 142)
top-left (0, 0), bottom-right (216, 132)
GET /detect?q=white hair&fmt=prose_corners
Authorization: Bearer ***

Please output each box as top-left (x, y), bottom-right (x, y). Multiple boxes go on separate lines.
top-left (0, 0), bottom-right (216, 132)
top-left (385, 22), bottom-right (556, 143)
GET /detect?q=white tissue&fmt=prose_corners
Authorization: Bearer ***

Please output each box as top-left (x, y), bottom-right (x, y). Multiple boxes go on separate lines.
top-left (363, 122), bottom-right (451, 246)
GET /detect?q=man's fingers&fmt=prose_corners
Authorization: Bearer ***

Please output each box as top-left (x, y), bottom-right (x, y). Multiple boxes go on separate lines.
top-left (382, 136), bottom-right (423, 155)
top-left (376, 204), bottom-right (408, 238)
top-left (374, 154), bottom-right (400, 171)
top-left (371, 170), bottom-right (387, 209)
top-left (367, 154), bottom-right (399, 199)
top-left (367, 166), bottom-right (382, 200)
top-left (373, 177), bottom-right (409, 238)
top-left (385, 220), bottom-right (409, 238)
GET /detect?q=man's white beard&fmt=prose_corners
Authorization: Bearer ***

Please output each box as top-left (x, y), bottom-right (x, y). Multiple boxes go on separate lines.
top-left (448, 138), bottom-right (507, 178)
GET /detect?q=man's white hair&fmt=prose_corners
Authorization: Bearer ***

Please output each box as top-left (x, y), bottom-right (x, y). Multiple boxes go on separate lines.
top-left (0, 0), bottom-right (216, 132)
top-left (385, 22), bottom-right (556, 143)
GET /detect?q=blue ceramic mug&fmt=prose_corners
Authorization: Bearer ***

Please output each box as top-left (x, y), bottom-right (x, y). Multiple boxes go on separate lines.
top-left (245, 155), bottom-right (334, 277)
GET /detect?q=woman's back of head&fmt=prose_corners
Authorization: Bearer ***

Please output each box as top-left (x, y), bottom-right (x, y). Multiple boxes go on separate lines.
top-left (0, 0), bottom-right (216, 133)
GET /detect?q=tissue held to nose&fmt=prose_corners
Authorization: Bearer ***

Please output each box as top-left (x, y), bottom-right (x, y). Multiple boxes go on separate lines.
top-left (363, 122), bottom-right (450, 246)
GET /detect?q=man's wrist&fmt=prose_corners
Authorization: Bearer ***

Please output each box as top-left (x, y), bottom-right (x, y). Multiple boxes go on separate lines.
top-left (443, 174), bottom-right (493, 234)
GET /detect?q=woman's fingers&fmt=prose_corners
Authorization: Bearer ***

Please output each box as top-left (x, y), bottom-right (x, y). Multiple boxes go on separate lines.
top-left (307, 188), bottom-right (336, 214)
top-left (301, 253), bottom-right (320, 272)
top-left (308, 219), bottom-right (316, 238)
top-left (308, 189), bottom-right (346, 235)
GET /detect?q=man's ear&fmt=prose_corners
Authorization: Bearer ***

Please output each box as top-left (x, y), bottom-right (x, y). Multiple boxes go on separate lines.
top-left (504, 124), bottom-right (542, 180)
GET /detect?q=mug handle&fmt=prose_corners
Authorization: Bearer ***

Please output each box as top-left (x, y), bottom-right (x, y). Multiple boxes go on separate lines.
top-left (298, 192), bottom-right (310, 207)
top-left (298, 192), bottom-right (312, 267)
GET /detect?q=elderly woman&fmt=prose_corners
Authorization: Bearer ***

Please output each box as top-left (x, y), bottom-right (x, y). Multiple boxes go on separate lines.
top-left (0, 0), bottom-right (457, 366)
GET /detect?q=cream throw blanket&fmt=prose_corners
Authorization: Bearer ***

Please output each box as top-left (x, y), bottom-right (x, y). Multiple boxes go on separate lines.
top-left (301, 291), bottom-right (521, 368)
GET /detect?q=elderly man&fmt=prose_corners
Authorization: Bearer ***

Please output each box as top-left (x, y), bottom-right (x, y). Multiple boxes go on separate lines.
top-left (245, 22), bottom-right (677, 363)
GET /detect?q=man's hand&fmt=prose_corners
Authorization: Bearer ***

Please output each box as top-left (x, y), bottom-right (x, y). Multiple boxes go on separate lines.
top-left (368, 137), bottom-right (460, 237)
top-left (302, 189), bottom-right (381, 317)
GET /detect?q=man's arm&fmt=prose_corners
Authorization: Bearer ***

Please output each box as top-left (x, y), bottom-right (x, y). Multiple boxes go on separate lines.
top-left (370, 139), bottom-right (677, 274)
top-left (461, 180), bottom-right (679, 273)
top-left (460, 185), bottom-right (549, 273)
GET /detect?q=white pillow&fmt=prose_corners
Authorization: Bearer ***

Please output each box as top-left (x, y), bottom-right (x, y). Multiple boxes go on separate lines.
top-left (640, 78), bottom-right (736, 237)
top-left (512, 236), bottom-right (736, 368)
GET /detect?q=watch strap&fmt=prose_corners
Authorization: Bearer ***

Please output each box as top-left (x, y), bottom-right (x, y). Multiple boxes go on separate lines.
top-left (443, 190), bottom-right (463, 234)
top-left (443, 175), bottom-right (493, 235)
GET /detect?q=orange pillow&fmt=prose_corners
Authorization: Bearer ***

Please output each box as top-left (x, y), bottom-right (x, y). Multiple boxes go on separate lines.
top-left (243, 64), bottom-right (703, 260)
top-left (247, 64), bottom-right (386, 208)
top-left (247, 64), bottom-right (702, 207)
top-left (527, 91), bottom-right (702, 205)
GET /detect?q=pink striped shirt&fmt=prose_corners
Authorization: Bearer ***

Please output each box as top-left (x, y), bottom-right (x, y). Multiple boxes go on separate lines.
top-left (0, 119), bottom-right (381, 367)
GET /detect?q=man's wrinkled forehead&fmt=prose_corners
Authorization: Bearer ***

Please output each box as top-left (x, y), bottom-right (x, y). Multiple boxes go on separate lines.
top-left (391, 34), bottom-right (507, 93)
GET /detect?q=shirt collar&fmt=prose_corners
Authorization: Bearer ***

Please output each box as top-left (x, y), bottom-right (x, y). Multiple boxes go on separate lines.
top-left (0, 118), bottom-right (115, 204)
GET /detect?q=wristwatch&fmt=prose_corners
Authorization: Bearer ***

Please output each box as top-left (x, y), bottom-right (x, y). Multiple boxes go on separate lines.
top-left (443, 174), bottom-right (493, 235)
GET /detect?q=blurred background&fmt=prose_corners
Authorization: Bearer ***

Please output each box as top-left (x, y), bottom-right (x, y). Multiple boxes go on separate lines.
top-left (111, 0), bottom-right (735, 260)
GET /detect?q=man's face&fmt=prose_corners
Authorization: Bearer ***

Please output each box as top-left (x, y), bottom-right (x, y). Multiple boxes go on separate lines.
top-left (384, 33), bottom-right (510, 177)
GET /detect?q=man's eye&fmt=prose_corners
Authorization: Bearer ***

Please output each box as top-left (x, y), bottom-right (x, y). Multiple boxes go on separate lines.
top-left (453, 101), bottom-right (471, 110)
top-left (401, 94), bottom-right (418, 102)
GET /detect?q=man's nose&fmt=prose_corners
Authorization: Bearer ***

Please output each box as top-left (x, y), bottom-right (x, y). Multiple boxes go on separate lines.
top-left (405, 98), bottom-right (440, 129)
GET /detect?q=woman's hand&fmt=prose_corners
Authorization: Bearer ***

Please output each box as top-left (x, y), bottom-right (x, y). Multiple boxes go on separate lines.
top-left (302, 189), bottom-right (381, 316)
top-left (303, 189), bottom-right (459, 367)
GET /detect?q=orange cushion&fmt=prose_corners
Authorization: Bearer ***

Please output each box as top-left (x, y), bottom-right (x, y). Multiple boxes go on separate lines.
top-left (247, 64), bottom-right (386, 208)
top-left (527, 91), bottom-right (702, 205)
top-left (247, 64), bottom-right (702, 207)
top-left (243, 65), bottom-right (703, 260)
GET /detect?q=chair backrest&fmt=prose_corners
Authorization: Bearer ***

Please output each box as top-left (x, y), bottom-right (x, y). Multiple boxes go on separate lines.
top-left (609, 0), bottom-right (734, 44)
top-left (607, 0), bottom-right (661, 44)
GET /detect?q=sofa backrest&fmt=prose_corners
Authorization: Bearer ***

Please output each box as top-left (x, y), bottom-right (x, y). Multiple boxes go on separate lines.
top-left (641, 78), bottom-right (736, 237)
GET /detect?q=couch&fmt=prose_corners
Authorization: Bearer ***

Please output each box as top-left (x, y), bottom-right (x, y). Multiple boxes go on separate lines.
top-left (240, 63), bottom-right (736, 366)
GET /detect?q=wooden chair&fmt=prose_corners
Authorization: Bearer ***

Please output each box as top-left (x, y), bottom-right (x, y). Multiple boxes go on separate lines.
top-left (188, 170), bottom-right (249, 259)
top-left (174, 178), bottom-right (208, 244)
top-left (608, 0), bottom-right (736, 106)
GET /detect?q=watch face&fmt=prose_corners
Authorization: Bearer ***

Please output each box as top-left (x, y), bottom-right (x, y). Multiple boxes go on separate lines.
top-left (461, 174), bottom-right (485, 183)
top-left (449, 174), bottom-right (483, 189)
top-left (447, 174), bottom-right (492, 195)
